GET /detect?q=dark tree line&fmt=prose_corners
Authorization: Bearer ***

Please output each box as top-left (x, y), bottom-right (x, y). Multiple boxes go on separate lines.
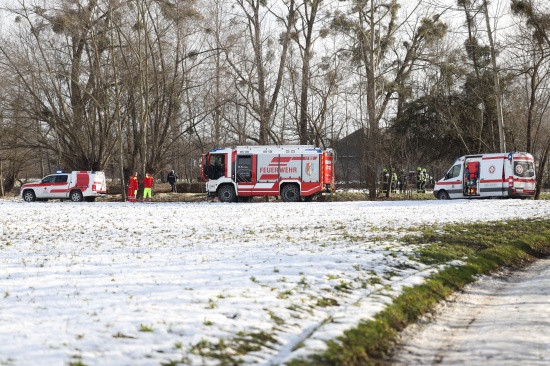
top-left (1, 0), bottom-right (549, 199)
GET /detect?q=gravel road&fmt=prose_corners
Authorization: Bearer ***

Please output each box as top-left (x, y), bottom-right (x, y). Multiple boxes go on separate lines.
top-left (391, 258), bottom-right (550, 365)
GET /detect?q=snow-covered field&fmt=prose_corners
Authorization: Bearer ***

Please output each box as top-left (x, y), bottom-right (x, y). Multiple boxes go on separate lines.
top-left (1, 198), bottom-right (549, 366)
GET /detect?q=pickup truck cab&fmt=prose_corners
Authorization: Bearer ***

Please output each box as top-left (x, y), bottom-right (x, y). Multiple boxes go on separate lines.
top-left (20, 171), bottom-right (107, 202)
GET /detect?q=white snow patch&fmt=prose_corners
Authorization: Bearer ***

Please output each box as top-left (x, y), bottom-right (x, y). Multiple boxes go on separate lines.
top-left (0, 199), bottom-right (549, 365)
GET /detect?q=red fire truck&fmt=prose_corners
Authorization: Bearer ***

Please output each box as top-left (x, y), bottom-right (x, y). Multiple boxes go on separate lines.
top-left (201, 145), bottom-right (336, 202)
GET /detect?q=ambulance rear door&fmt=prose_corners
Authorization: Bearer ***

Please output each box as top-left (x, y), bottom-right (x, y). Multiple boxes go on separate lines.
top-left (510, 153), bottom-right (536, 196)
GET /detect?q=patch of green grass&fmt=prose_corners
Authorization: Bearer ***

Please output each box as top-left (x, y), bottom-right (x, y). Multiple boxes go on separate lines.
top-left (277, 290), bottom-right (293, 299)
top-left (316, 297), bottom-right (339, 307)
top-left (160, 360), bottom-right (180, 366)
top-left (190, 331), bottom-right (279, 364)
top-left (367, 276), bottom-right (382, 286)
top-left (269, 311), bottom-right (285, 326)
top-left (206, 298), bottom-right (218, 309)
top-left (233, 331), bottom-right (278, 354)
top-left (69, 362), bottom-right (87, 366)
top-left (139, 324), bottom-right (154, 333)
top-left (334, 281), bottom-right (353, 293)
top-left (288, 218), bottom-right (550, 366)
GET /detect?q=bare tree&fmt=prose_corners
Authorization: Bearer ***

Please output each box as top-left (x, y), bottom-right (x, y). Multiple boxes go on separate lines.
top-left (332, 0), bottom-right (447, 198)
top-left (0, 0), bottom-right (120, 171)
top-left (511, 0), bottom-right (550, 197)
top-left (225, 0), bottom-right (296, 144)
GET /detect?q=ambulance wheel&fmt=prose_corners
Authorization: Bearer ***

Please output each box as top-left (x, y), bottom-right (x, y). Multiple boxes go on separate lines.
top-left (70, 190), bottom-right (84, 202)
top-left (22, 190), bottom-right (36, 202)
top-left (437, 190), bottom-right (450, 200)
top-left (281, 184), bottom-right (301, 202)
top-left (218, 185), bottom-right (236, 203)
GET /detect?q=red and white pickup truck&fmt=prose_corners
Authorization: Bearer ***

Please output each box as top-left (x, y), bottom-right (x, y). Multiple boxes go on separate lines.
top-left (20, 171), bottom-right (107, 202)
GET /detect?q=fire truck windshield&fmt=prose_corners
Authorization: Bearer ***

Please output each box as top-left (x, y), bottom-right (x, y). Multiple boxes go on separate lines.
top-left (207, 154), bottom-right (225, 179)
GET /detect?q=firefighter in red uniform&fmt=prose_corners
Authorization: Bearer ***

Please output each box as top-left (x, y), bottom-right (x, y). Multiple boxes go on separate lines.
top-left (142, 173), bottom-right (154, 202)
top-left (127, 172), bottom-right (139, 202)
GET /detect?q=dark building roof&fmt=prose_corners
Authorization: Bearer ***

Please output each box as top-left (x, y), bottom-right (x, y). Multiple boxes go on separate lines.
top-left (332, 128), bottom-right (368, 158)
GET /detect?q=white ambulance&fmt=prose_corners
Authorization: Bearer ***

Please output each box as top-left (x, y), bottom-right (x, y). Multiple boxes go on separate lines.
top-left (433, 152), bottom-right (536, 200)
top-left (20, 171), bottom-right (107, 202)
top-left (201, 145), bottom-right (336, 202)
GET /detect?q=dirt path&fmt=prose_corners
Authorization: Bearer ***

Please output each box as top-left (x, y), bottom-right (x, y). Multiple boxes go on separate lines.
top-left (391, 258), bottom-right (550, 366)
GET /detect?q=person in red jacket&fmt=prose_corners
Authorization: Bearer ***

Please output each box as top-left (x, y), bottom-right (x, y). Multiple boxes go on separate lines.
top-left (127, 172), bottom-right (139, 202)
top-left (142, 173), bottom-right (154, 202)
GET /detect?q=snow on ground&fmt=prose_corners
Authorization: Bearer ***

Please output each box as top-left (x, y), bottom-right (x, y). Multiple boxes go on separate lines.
top-left (0, 199), bottom-right (549, 366)
top-left (391, 258), bottom-right (550, 365)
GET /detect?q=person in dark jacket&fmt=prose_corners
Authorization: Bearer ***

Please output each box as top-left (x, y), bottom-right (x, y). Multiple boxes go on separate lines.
top-left (167, 170), bottom-right (178, 193)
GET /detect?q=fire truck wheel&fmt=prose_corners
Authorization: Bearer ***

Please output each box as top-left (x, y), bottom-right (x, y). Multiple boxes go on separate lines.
top-left (437, 190), bottom-right (450, 200)
top-left (218, 185), bottom-right (236, 203)
top-left (70, 190), bottom-right (84, 202)
top-left (281, 184), bottom-right (301, 202)
top-left (22, 189), bottom-right (36, 202)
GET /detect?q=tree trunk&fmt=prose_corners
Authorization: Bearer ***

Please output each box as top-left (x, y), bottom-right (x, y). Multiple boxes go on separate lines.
top-left (483, 0), bottom-right (506, 152)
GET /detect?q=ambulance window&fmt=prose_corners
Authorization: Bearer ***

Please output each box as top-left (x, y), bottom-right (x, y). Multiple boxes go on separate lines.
top-left (513, 161), bottom-right (534, 178)
top-left (55, 175), bottom-right (68, 183)
top-left (446, 165), bottom-right (461, 179)
top-left (42, 175), bottom-right (55, 183)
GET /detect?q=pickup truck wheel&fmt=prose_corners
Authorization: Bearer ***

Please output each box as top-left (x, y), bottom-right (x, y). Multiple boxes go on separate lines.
top-left (218, 185), bottom-right (236, 203)
top-left (281, 184), bottom-right (301, 202)
top-left (22, 190), bottom-right (36, 202)
top-left (70, 190), bottom-right (84, 202)
top-left (437, 190), bottom-right (450, 200)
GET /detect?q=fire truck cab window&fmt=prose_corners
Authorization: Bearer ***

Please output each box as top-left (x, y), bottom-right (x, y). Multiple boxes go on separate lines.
top-left (236, 156), bottom-right (252, 182)
top-left (446, 165), bottom-right (461, 180)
